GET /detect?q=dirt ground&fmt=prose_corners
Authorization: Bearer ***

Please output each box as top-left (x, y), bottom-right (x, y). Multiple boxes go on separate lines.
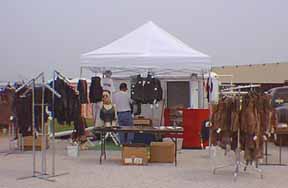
top-left (1, 137), bottom-right (288, 188)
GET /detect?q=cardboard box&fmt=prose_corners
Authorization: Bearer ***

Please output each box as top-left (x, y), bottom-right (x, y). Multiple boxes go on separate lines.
top-left (150, 142), bottom-right (175, 163)
top-left (23, 135), bottom-right (49, 150)
top-left (163, 138), bottom-right (183, 151)
top-left (122, 144), bottom-right (149, 165)
top-left (133, 118), bottom-right (152, 126)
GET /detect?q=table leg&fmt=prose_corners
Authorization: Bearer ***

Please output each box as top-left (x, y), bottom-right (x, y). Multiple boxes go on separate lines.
top-left (279, 134), bottom-right (282, 165)
top-left (175, 138), bottom-right (177, 167)
top-left (104, 133), bottom-right (107, 160)
top-left (100, 132), bottom-right (103, 164)
top-left (265, 140), bottom-right (268, 165)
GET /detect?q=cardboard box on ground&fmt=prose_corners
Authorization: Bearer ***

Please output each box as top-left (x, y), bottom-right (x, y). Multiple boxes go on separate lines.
top-left (122, 144), bottom-right (149, 165)
top-left (150, 142), bottom-right (175, 163)
top-left (122, 142), bottom-right (176, 165)
top-left (23, 135), bottom-right (49, 150)
top-left (23, 124), bottom-right (49, 150)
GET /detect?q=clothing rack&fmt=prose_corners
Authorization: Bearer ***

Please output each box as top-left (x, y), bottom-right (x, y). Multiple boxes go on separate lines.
top-left (222, 84), bottom-right (261, 91)
top-left (54, 70), bottom-right (71, 84)
top-left (212, 84), bottom-right (264, 181)
top-left (17, 72), bottom-right (64, 182)
top-left (221, 91), bottom-right (248, 95)
top-left (51, 70), bottom-right (73, 177)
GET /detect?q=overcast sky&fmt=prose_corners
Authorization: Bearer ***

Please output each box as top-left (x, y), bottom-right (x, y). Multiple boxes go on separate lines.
top-left (1, 0), bottom-right (288, 81)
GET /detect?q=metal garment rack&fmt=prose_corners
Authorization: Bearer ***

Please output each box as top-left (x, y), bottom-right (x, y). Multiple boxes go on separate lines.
top-left (51, 70), bottom-right (75, 178)
top-left (212, 85), bottom-right (263, 181)
top-left (16, 72), bottom-right (65, 182)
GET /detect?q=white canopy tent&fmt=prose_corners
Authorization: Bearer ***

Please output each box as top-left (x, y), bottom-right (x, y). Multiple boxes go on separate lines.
top-left (80, 21), bottom-right (211, 78)
top-left (80, 21), bottom-right (212, 109)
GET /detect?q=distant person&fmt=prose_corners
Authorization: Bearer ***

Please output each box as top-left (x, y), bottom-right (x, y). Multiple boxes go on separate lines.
top-left (113, 83), bottom-right (134, 144)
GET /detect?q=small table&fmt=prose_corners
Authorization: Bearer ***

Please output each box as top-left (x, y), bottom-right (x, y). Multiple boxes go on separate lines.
top-left (93, 126), bottom-right (183, 166)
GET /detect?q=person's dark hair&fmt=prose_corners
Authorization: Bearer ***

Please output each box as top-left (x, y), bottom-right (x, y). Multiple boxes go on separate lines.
top-left (119, 83), bottom-right (127, 90)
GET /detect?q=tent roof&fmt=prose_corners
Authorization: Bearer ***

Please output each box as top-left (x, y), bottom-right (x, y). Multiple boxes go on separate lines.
top-left (81, 21), bottom-right (210, 76)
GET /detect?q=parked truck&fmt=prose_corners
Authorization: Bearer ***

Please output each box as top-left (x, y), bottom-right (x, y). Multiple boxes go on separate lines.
top-left (269, 86), bottom-right (288, 124)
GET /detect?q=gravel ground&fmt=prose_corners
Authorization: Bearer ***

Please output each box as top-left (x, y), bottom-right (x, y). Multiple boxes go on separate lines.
top-left (1, 137), bottom-right (288, 188)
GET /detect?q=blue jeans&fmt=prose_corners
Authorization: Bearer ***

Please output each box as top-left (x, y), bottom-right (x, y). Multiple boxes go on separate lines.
top-left (117, 111), bottom-right (134, 144)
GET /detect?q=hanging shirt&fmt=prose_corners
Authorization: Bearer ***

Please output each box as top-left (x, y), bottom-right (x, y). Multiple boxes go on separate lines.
top-left (101, 77), bottom-right (115, 94)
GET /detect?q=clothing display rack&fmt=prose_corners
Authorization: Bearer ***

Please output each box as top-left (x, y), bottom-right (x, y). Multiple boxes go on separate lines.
top-left (53, 70), bottom-right (70, 175)
top-left (212, 85), bottom-right (264, 181)
top-left (17, 72), bottom-right (65, 182)
top-left (51, 70), bottom-right (76, 176)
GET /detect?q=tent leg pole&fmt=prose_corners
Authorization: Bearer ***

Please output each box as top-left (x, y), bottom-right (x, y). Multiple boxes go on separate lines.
top-left (32, 79), bottom-right (36, 177)
top-left (52, 71), bottom-right (56, 176)
top-left (80, 67), bottom-right (83, 78)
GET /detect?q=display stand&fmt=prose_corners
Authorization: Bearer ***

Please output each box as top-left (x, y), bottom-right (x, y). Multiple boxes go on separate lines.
top-left (212, 85), bottom-right (263, 181)
top-left (52, 70), bottom-right (70, 176)
top-left (51, 70), bottom-right (77, 178)
top-left (16, 72), bottom-right (66, 182)
top-left (104, 132), bottom-right (120, 145)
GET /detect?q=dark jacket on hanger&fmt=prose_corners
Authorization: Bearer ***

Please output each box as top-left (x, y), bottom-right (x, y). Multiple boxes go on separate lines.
top-left (143, 75), bottom-right (163, 104)
top-left (131, 75), bottom-right (145, 103)
top-left (0, 87), bottom-right (15, 126)
top-left (14, 86), bottom-right (50, 136)
top-left (49, 78), bottom-right (81, 126)
top-left (131, 75), bottom-right (163, 104)
top-left (89, 76), bottom-right (103, 103)
top-left (77, 79), bottom-right (88, 104)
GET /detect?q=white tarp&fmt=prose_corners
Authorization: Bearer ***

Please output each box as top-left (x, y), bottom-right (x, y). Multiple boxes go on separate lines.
top-left (80, 21), bottom-right (210, 77)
